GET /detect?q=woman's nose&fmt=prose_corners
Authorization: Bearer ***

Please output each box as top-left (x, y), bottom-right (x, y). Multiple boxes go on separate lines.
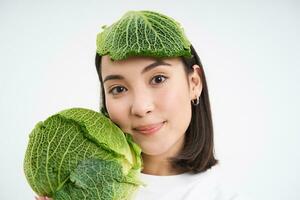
top-left (130, 90), bottom-right (154, 117)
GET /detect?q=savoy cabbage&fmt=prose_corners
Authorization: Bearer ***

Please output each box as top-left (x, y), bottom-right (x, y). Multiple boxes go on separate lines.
top-left (96, 10), bottom-right (192, 61)
top-left (24, 107), bottom-right (143, 200)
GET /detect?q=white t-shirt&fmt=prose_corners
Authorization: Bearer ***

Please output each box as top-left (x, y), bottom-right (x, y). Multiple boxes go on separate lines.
top-left (133, 165), bottom-right (241, 200)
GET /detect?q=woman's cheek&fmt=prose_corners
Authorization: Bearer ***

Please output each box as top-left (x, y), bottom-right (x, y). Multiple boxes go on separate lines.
top-left (156, 86), bottom-right (179, 111)
top-left (106, 98), bottom-right (128, 128)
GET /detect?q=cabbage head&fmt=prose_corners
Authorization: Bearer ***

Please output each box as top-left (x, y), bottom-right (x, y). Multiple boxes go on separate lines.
top-left (96, 10), bottom-right (192, 61)
top-left (23, 107), bottom-right (143, 200)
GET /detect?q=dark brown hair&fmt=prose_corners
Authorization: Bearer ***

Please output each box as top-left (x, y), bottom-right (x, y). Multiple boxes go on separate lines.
top-left (95, 45), bottom-right (218, 174)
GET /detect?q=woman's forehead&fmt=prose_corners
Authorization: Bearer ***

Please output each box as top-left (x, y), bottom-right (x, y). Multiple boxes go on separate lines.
top-left (102, 55), bottom-right (155, 67)
top-left (101, 55), bottom-right (182, 70)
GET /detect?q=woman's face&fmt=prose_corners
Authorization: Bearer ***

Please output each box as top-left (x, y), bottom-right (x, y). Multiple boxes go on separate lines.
top-left (101, 55), bottom-right (202, 157)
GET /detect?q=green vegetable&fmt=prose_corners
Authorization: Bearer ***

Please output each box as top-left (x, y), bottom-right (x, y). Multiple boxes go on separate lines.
top-left (23, 107), bottom-right (143, 200)
top-left (96, 10), bottom-right (192, 61)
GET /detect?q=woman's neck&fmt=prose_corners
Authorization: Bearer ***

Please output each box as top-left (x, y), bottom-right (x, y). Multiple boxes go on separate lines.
top-left (141, 150), bottom-right (185, 176)
top-left (140, 133), bottom-right (186, 176)
top-left (141, 154), bottom-right (172, 175)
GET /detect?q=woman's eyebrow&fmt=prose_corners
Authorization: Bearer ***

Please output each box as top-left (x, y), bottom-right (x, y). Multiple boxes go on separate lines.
top-left (103, 74), bottom-right (124, 83)
top-left (141, 60), bottom-right (171, 74)
top-left (103, 60), bottom-right (171, 83)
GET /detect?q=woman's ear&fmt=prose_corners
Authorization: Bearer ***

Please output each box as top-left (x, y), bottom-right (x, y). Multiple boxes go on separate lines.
top-left (189, 64), bottom-right (203, 100)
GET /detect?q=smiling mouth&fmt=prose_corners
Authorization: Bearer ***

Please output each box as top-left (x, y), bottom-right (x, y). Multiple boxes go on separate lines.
top-left (134, 121), bottom-right (166, 136)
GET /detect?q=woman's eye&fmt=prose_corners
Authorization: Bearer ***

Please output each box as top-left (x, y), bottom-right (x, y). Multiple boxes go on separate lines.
top-left (109, 86), bottom-right (127, 95)
top-left (151, 75), bottom-right (168, 85)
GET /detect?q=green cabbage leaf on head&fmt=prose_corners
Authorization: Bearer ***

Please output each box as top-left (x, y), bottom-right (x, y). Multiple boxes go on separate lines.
top-left (24, 107), bottom-right (143, 200)
top-left (97, 10), bottom-right (192, 60)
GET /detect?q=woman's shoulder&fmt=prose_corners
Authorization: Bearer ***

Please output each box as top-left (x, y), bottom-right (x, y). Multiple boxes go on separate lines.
top-left (196, 164), bottom-right (252, 200)
top-left (186, 165), bottom-right (239, 199)
top-left (135, 164), bottom-right (251, 200)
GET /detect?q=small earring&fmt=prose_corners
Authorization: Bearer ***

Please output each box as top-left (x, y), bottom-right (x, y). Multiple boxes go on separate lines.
top-left (192, 96), bottom-right (200, 106)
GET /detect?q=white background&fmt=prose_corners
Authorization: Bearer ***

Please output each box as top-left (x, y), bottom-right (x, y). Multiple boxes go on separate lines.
top-left (0, 0), bottom-right (299, 199)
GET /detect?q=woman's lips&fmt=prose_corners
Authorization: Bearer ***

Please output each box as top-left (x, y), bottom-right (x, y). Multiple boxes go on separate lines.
top-left (134, 121), bottom-right (166, 135)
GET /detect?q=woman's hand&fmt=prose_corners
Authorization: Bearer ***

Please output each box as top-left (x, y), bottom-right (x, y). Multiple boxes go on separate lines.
top-left (35, 196), bottom-right (52, 200)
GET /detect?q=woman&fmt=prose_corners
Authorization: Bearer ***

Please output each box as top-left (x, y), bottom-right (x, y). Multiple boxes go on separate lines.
top-left (37, 10), bottom-right (238, 200)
